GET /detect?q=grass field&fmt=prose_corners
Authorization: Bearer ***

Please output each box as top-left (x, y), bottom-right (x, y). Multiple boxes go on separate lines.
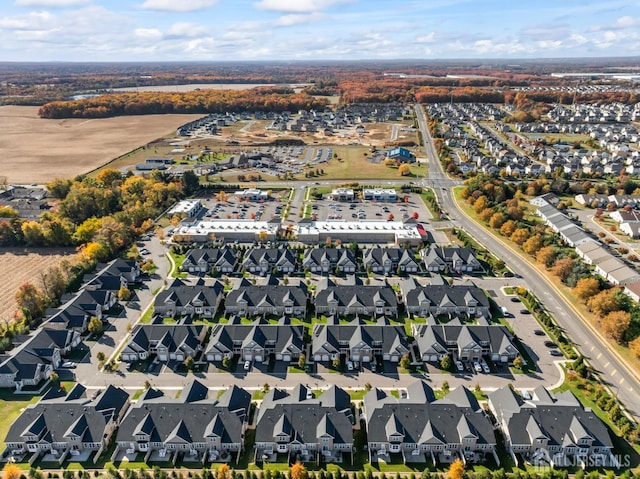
top-left (0, 106), bottom-right (202, 184)
top-left (316, 147), bottom-right (425, 180)
top-left (0, 247), bottom-right (76, 326)
top-left (0, 389), bottom-right (41, 450)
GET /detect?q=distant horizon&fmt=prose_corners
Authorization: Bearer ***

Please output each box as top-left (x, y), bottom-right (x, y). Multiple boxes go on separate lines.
top-left (1, 0), bottom-right (639, 62)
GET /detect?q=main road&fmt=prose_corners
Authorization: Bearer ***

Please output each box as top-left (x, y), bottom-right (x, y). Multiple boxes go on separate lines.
top-left (414, 103), bottom-right (640, 419)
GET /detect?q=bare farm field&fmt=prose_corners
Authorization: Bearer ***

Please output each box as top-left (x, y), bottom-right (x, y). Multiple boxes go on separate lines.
top-left (0, 105), bottom-right (202, 184)
top-left (0, 247), bottom-right (76, 324)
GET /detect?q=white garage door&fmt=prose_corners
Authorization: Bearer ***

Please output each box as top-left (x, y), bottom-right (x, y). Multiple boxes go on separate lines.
top-left (362, 356), bottom-right (370, 363)
top-left (255, 355), bottom-right (263, 363)
top-left (383, 354), bottom-right (390, 361)
top-left (352, 354), bottom-right (360, 361)
top-left (429, 355), bottom-right (438, 362)
top-left (501, 355), bottom-right (509, 363)
top-left (214, 354), bottom-right (222, 361)
top-left (314, 354), bottom-right (322, 361)
top-left (244, 353), bottom-right (253, 361)
top-left (322, 354), bottom-right (329, 361)
top-left (283, 354), bottom-right (291, 362)
top-left (391, 356), bottom-right (399, 363)
top-left (276, 354), bottom-right (283, 360)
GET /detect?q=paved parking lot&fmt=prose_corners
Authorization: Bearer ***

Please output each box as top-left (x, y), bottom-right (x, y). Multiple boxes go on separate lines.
top-left (198, 194), bottom-right (286, 222)
top-left (310, 191), bottom-right (430, 223)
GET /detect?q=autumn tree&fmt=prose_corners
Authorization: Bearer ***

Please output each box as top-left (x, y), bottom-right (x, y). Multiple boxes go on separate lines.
top-left (118, 286), bottom-right (132, 301)
top-left (587, 289), bottom-right (621, 318)
top-left (573, 277), bottom-right (601, 302)
top-left (88, 316), bottom-right (103, 335)
top-left (510, 228), bottom-right (530, 245)
top-left (489, 212), bottom-right (506, 229)
top-left (400, 353), bottom-right (411, 370)
top-left (398, 163), bottom-right (411, 176)
top-left (3, 463), bottom-right (22, 479)
top-left (290, 462), bottom-right (308, 479)
top-left (522, 235), bottom-right (543, 255)
top-left (550, 258), bottom-right (574, 282)
top-left (184, 356), bottom-right (195, 371)
top-left (500, 220), bottom-right (517, 237)
top-left (600, 310), bottom-right (631, 343)
top-left (536, 246), bottom-right (556, 268)
top-left (629, 336), bottom-right (640, 358)
top-left (473, 195), bottom-right (489, 214)
top-left (96, 168), bottom-right (123, 188)
top-left (478, 208), bottom-right (494, 223)
top-left (15, 282), bottom-right (46, 318)
top-left (217, 464), bottom-right (231, 479)
top-left (449, 458), bottom-right (465, 479)
top-left (298, 353), bottom-right (306, 370)
top-left (440, 354), bottom-right (452, 371)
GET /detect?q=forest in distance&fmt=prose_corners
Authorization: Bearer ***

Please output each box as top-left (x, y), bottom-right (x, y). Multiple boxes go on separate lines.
top-left (1, 58), bottom-right (639, 114)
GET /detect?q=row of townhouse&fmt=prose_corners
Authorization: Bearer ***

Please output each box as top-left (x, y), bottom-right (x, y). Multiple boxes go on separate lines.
top-left (574, 193), bottom-right (640, 209)
top-left (6, 380), bottom-right (615, 469)
top-left (0, 258), bottom-right (141, 390)
top-left (534, 196), bottom-right (640, 303)
top-left (181, 246), bottom-right (482, 276)
top-left (151, 274), bottom-right (491, 325)
top-left (121, 316), bottom-right (514, 367)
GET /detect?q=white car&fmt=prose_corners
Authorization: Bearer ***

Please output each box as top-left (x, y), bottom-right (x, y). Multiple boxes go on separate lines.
top-left (473, 361), bottom-right (483, 373)
top-left (346, 361), bottom-right (354, 371)
top-left (243, 360), bottom-right (251, 371)
top-left (455, 360), bottom-right (464, 372)
top-left (61, 361), bottom-right (76, 369)
top-left (481, 361), bottom-right (490, 374)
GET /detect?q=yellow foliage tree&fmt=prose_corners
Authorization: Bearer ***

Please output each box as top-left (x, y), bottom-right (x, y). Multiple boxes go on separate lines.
top-left (629, 336), bottom-right (640, 358)
top-left (217, 463), bottom-right (230, 479)
top-left (600, 310), bottom-right (631, 343)
top-left (3, 463), bottom-right (22, 479)
top-left (573, 277), bottom-right (600, 302)
top-left (448, 458), bottom-right (465, 479)
top-left (290, 462), bottom-right (308, 479)
top-left (398, 163), bottom-right (411, 176)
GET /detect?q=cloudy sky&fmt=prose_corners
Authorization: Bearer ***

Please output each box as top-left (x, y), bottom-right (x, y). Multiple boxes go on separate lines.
top-left (1, 0), bottom-right (639, 61)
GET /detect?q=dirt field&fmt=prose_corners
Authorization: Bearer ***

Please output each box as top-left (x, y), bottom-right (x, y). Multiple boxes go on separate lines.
top-left (0, 247), bottom-right (76, 324)
top-left (0, 105), bottom-right (202, 184)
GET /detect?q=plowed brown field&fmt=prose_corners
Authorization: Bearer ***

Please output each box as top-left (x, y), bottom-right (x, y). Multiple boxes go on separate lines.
top-left (0, 105), bottom-right (201, 184)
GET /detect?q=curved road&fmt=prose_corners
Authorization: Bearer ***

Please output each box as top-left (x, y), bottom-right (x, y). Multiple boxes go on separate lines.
top-left (414, 103), bottom-right (640, 420)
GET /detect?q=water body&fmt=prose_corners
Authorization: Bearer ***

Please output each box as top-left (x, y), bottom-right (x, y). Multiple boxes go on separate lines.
top-left (109, 83), bottom-right (310, 93)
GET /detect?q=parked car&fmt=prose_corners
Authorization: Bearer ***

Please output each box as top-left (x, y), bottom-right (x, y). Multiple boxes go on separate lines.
top-left (306, 390), bottom-right (314, 400)
top-left (510, 297), bottom-right (521, 303)
top-left (519, 309), bottom-right (531, 314)
top-left (455, 360), bottom-right (464, 372)
top-left (147, 363), bottom-right (156, 372)
top-left (481, 361), bottom-right (490, 374)
top-left (544, 340), bottom-right (557, 348)
top-left (140, 248), bottom-right (150, 255)
top-left (243, 360), bottom-right (251, 371)
top-left (473, 361), bottom-right (483, 373)
top-left (549, 350), bottom-right (563, 357)
top-left (61, 361), bottom-right (76, 369)
top-left (371, 362), bottom-right (377, 372)
top-left (534, 329), bottom-right (545, 336)
top-left (346, 361), bottom-right (354, 371)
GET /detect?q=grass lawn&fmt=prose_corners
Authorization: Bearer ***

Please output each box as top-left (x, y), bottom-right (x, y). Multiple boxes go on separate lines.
top-left (554, 372), bottom-right (640, 466)
top-left (313, 146), bottom-right (425, 181)
top-left (287, 365), bottom-right (306, 374)
top-left (0, 389), bottom-right (42, 447)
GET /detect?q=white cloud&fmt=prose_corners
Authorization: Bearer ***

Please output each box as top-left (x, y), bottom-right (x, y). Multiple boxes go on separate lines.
top-left (274, 12), bottom-right (325, 26)
top-left (138, 0), bottom-right (218, 12)
top-left (14, 0), bottom-right (88, 7)
top-left (167, 22), bottom-right (210, 38)
top-left (0, 11), bottom-right (54, 30)
top-left (134, 28), bottom-right (162, 39)
top-left (416, 32), bottom-right (436, 43)
top-left (254, 0), bottom-right (351, 13)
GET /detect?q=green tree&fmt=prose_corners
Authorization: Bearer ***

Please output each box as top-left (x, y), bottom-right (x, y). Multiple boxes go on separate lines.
top-left (96, 351), bottom-right (106, 362)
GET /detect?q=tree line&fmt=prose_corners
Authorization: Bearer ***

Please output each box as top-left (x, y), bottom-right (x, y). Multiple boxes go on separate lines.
top-left (38, 88), bottom-right (328, 119)
top-left (461, 175), bottom-right (640, 362)
top-left (0, 169), bottom-right (199, 352)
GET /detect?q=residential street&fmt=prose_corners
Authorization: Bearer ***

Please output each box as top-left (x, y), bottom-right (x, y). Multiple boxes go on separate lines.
top-left (414, 103), bottom-right (640, 419)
